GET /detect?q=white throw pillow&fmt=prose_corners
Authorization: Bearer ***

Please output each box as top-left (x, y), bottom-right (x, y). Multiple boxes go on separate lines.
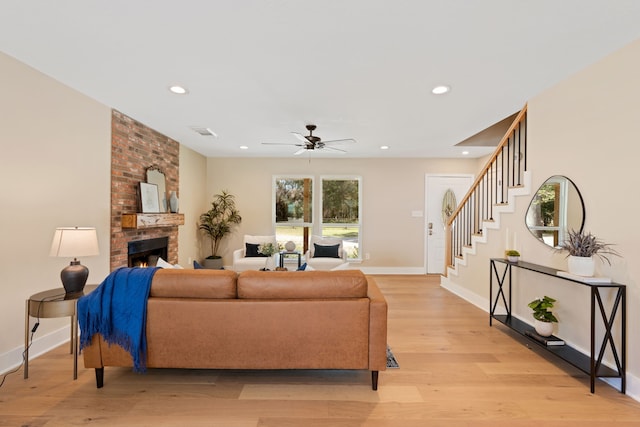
top-left (156, 257), bottom-right (174, 269)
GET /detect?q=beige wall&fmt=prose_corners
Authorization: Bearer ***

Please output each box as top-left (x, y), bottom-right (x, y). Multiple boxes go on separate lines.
top-left (178, 145), bottom-right (209, 267)
top-left (205, 157), bottom-right (478, 270)
top-left (0, 52), bottom-right (112, 364)
top-left (448, 38), bottom-right (640, 397)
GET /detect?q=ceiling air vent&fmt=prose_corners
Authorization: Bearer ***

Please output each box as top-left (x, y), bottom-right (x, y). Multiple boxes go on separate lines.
top-left (189, 126), bottom-right (218, 137)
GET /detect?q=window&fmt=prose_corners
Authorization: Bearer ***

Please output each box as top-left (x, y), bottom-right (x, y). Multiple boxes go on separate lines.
top-left (320, 176), bottom-right (361, 260)
top-left (273, 176), bottom-right (313, 253)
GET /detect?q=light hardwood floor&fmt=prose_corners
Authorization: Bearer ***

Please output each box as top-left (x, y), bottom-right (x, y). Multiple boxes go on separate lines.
top-left (2, 274), bottom-right (640, 426)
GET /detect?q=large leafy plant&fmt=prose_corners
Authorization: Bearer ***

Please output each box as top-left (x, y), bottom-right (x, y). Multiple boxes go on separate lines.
top-left (528, 296), bottom-right (558, 323)
top-left (557, 229), bottom-right (619, 264)
top-left (198, 190), bottom-right (242, 258)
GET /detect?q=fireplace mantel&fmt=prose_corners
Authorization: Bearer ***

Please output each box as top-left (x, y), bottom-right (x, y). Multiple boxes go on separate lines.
top-left (122, 213), bottom-right (185, 229)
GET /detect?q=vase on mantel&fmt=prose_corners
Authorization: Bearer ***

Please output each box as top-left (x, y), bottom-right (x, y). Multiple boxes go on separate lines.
top-left (169, 191), bottom-right (179, 213)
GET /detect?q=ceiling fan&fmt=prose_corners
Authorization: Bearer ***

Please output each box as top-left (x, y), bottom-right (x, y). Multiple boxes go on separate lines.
top-left (263, 124), bottom-right (356, 155)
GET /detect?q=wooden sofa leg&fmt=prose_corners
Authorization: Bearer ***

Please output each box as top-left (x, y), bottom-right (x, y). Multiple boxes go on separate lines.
top-left (95, 368), bottom-right (104, 388)
top-left (371, 371), bottom-right (378, 390)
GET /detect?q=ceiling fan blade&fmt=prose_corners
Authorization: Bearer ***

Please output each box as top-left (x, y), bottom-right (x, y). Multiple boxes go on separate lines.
top-left (322, 138), bottom-right (356, 145)
top-left (322, 145), bottom-right (347, 153)
top-left (262, 142), bottom-right (305, 146)
top-left (291, 132), bottom-right (308, 142)
top-left (293, 148), bottom-right (307, 155)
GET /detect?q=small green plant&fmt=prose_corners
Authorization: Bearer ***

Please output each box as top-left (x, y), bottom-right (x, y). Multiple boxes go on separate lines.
top-left (258, 242), bottom-right (277, 257)
top-left (557, 229), bottom-right (619, 264)
top-left (505, 249), bottom-right (520, 257)
top-left (528, 296), bottom-right (558, 323)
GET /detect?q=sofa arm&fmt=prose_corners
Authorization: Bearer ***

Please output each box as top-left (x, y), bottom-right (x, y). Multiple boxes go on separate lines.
top-left (366, 276), bottom-right (388, 371)
top-left (232, 248), bottom-right (245, 262)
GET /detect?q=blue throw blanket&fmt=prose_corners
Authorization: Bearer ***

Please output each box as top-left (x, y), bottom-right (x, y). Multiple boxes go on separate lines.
top-left (78, 267), bottom-right (159, 372)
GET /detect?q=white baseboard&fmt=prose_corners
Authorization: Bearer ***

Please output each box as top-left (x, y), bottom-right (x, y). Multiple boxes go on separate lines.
top-left (0, 325), bottom-right (71, 376)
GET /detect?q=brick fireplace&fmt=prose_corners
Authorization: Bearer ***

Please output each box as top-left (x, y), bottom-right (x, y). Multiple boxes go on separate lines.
top-left (110, 110), bottom-right (180, 270)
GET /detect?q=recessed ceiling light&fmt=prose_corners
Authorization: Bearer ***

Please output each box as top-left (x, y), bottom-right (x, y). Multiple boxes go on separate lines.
top-left (432, 85), bottom-right (450, 95)
top-left (462, 150), bottom-right (470, 155)
top-left (380, 145), bottom-right (389, 150)
top-left (169, 85), bottom-right (188, 95)
top-left (239, 145), bottom-right (249, 150)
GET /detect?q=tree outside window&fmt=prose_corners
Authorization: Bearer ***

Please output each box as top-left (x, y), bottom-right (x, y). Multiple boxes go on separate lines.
top-left (321, 177), bottom-right (361, 260)
top-left (274, 177), bottom-right (312, 253)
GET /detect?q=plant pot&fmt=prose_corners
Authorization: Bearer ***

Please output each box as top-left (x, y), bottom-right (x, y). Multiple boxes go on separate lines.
top-left (567, 255), bottom-right (595, 277)
top-left (534, 319), bottom-right (554, 337)
top-left (507, 256), bottom-right (519, 263)
top-left (203, 257), bottom-right (223, 269)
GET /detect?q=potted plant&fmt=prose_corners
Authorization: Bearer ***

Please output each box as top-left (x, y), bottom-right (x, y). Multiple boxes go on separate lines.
top-left (198, 190), bottom-right (242, 269)
top-left (505, 249), bottom-right (520, 263)
top-left (258, 242), bottom-right (277, 270)
top-left (528, 295), bottom-right (558, 337)
top-left (557, 229), bottom-right (619, 277)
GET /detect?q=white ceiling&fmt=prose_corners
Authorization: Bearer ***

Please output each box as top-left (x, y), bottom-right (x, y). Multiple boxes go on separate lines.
top-left (2, 1), bottom-right (640, 159)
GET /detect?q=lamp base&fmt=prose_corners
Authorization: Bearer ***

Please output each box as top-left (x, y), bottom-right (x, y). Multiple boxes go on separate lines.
top-left (61, 260), bottom-right (89, 294)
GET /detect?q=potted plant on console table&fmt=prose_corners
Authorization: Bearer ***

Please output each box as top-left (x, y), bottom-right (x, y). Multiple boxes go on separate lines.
top-left (528, 295), bottom-right (558, 337)
top-left (557, 229), bottom-right (619, 277)
top-left (198, 190), bottom-right (242, 269)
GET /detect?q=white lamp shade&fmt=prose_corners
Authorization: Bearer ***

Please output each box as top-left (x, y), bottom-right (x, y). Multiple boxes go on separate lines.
top-left (50, 227), bottom-right (100, 258)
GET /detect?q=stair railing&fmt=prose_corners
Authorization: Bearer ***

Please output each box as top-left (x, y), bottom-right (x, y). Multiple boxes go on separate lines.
top-left (444, 105), bottom-right (528, 274)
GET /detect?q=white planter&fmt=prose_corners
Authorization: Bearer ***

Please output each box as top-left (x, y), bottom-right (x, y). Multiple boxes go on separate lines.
top-left (534, 319), bottom-right (554, 337)
top-left (567, 255), bottom-right (595, 277)
top-left (507, 256), bottom-right (519, 263)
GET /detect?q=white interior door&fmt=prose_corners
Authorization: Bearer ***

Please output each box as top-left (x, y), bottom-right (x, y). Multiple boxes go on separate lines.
top-left (425, 174), bottom-right (473, 274)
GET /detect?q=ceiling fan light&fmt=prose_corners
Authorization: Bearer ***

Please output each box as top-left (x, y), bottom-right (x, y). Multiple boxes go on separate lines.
top-left (380, 145), bottom-right (389, 150)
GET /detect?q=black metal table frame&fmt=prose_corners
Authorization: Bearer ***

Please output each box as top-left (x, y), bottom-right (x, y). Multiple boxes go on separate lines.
top-left (489, 258), bottom-right (626, 393)
top-left (279, 251), bottom-right (302, 269)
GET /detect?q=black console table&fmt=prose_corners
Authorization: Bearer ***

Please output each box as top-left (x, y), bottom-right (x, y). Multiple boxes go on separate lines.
top-left (489, 258), bottom-right (626, 393)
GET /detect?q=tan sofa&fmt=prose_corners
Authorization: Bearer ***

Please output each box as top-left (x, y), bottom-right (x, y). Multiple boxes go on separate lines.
top-left (82, 269), bottom-right (388, 389)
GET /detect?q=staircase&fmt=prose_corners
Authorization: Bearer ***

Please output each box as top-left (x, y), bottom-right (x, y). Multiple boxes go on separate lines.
top-left (443, 105), bottom-right (531, 279)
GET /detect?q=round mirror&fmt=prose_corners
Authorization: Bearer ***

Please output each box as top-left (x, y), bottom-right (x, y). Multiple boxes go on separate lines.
top-left (525, 175), bottom-right (585, 248)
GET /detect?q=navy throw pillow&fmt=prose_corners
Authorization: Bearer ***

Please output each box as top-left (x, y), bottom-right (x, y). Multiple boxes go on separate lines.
top-left (313, 243), bottom-right (340, 258)
top-left (297, 262), bottom-right (307, 271)
top-left (246, 242), bottom-right (268, 257)
top-left (193, 260), bottom-right (204, 269)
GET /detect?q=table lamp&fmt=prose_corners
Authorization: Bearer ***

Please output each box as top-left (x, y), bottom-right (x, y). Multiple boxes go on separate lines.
top-left (50, 227), bottom-right (99, 294)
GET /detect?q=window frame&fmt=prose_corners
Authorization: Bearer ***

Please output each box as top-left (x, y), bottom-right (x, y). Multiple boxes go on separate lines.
top-left (319, 175), bottom-right (362, 261)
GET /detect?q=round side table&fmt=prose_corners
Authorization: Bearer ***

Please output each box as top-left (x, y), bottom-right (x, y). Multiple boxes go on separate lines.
top-left (24, 284), bottom-right (97, 380)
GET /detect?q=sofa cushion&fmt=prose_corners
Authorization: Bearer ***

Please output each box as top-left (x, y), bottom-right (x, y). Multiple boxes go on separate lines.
top-left (237, 270), bottom-right (367, 299)
top-left (245, 242), bottom-right (268, 257)
top-left (313, 243), bottom-right (340, 258)
top-left (150, 269), bottom-right (237, 299)
top-left (309, 236), bottom-right (343, 258)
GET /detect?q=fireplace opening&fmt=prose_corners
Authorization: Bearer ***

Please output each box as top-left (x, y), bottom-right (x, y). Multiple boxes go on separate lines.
top-left (128, 237), bottom-right (168, 267)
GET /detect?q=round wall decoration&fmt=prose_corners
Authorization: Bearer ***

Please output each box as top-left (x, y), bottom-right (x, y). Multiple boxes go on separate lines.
top-left (442, 189), bottom-right (457, 225)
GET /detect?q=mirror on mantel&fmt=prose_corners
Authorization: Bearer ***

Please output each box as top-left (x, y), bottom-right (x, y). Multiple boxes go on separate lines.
top-left (525, 175), bottom-right (585, 248)
top-left (146, 166), bottom-right (167, 213)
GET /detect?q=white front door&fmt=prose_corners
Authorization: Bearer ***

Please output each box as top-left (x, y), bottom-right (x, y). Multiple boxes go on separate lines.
top-left (425, 174), bottom-right (473, 274)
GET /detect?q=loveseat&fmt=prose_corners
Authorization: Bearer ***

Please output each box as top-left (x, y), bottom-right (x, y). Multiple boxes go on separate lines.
top-left (81, 269), bottom-right (388, 389)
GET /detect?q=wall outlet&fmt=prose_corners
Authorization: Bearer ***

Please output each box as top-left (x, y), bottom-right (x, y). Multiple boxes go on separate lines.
top-left (365, 253), bottom-right (370, 260)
